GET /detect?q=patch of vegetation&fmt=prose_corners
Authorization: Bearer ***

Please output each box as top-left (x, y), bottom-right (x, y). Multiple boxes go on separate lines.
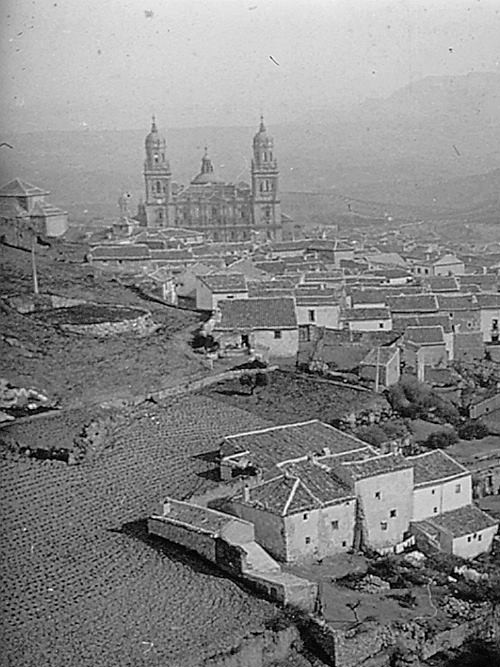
top-left (424, 430), bottom-right (459, 449)
top-left (457, 419), bottom-right (489, 440)
top-left (355, 420), bottom-right (409, 447)
top-left (387, 376), bottom-right (459, 423)
top-left (239, 372), bottom-right (269, 395)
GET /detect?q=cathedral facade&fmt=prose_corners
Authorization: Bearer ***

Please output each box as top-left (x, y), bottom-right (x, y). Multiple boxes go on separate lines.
top-left (137, 117), bottom-right (288, 242)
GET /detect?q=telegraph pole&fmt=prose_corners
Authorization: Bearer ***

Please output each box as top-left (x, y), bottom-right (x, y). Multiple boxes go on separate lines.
top-left (375, 346), bottom-right (381, 393)
top-left (31, 236), bottom-right (39, 295)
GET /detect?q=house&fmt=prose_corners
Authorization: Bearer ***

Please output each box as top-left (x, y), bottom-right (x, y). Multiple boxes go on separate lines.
top-left (393, 314), bottom-right (454, 361)
top-left (267, 240), bottom-right (308, 258)
top-left (342, 308), bottom-right (392, 332)
top-left (408, 450), bottom-right (472, 521)
top-left (359, 346), bottom-right (401, 388)
top-left (448, 437), bottom-right (500, 499)
top-left (335, 454), bottom-right (414, 551)
top-left (175, 262), bottom-right (215, 302)
top-left (226, 460), bottom-right (357, 562)
top-left (387, 294), bottom-right (439, 318)
top-left (412, 505), bottom-right (498, 559)
top-left (212, 296), bottom-right (298, 358)
top-left (87, 244), bottom-right (152, 272)
top-left (217, 420), bottom-right (497, 561)
top-left (432, 254), bottom-right (465, 277)
top-left (302, 270), bottom-right (344, 288)
top-left (436, 294), bottom-right (480, 333)
top-left (453, 331), bottom-right (485, 363)
top-left (476, 293), bottom-right (500, 344)
top-left (294, 288), bottom-right (341, 340)
top-left (402, 326), bottom-right (448, 371)
top-left (364, 252), bottom-right (407, 270)
top-left (367, 268), bottom-right (413, 286)
top-left (0, 177), bottom-right (68, 238)
top-left (306, 240), bottom-right (355, 268)
top-left (196, 273), bottom-right (249, 311)
top-left (350, 289), bottom-right (387, 310)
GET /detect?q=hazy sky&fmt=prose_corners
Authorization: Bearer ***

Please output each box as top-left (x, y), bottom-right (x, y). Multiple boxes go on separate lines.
top-left (1, 0), bottom-right (499, 131)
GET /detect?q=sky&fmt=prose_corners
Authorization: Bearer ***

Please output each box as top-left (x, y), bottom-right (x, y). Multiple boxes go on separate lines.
top-left (1, 0), bottom-right (499, 131)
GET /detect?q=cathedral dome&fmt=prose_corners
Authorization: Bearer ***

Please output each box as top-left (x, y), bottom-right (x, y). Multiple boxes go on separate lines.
top-left (253, 115), bottom-right (271, 147)
top-left (190, 148), bottom-right (223, 185)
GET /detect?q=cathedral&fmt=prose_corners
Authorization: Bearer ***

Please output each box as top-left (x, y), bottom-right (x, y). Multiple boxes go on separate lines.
top-left (136, 117), bottom-right (290, 242)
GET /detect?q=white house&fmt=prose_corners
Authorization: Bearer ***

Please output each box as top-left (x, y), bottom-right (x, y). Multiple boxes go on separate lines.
top-left (342, 307), bottom-right (392, 332)
top-left (196, 273), bottom-right (249, 311)
top-left (433, 254), bottom-right (466, 277)
top-left (294, 288), bottom-right (341, 340)
top-left (476, 293), bottom-right (500, 343)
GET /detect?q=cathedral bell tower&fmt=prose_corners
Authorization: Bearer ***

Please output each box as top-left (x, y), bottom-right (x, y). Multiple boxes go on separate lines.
top-left (143, 116), bottom-right (172, 227)
top-left (251, 116), bottom-right (282, 241)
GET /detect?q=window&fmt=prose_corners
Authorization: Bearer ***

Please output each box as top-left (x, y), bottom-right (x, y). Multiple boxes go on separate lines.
top-left (375, 491), bottom-right (381, 500)
top-left (455, 484), bottom-right (461, 494)
top-left (467, 536), bottom-right (472, 543)
top-left (308, 309), bottom-right (315, 322)
top-left (331, 520), bottom-right (339, 530)
top-left (274, 330), bottom-right (282, 339)
top-left (433, 507), bottom-right (438, 514)
top-left (379, 322), bottom-right (384, 328)
top-left (431, 489), bottom-right (435, 495)
top-left (303, 513), bottom-right (309, 520)
top-left (380, 521), bottom-right (388, 531)
top-left (390, 509), bottom-right (397, 518)
top-left (305, 537), bottom-right (311, 545)
top-left (342, 541), bottom-right (347, 547)
top-left (473, 533), bottom-right (477, 539)
top-left (478, 534), bottom-right (482, 541)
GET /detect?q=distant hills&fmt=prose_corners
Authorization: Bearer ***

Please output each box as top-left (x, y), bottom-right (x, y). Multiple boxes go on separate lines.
top-left (0, 72), bottom-right (499, 224)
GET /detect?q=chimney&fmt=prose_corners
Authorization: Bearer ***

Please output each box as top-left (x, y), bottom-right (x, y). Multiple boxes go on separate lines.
top-left (243, 485), bottom-right (250, 502)
top-left (163, 500), bottom-right (171, 516)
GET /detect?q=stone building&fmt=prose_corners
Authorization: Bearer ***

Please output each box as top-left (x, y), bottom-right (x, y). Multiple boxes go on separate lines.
top-left (0, 178), bottom-right (68, 241)
top-left (137, 116), bottom-right (290, 242)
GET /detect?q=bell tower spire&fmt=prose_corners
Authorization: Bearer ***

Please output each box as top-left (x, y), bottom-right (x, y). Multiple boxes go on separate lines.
top-left (143, 117), bottom-right (172, 227)
top-left (251, 116), bottom-right (282, 241)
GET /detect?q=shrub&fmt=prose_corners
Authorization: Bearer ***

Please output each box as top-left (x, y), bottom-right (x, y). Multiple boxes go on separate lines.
top-left (424, 430), bottom-right (459, 449)
top-left (458, 420), bottom-right (489, 440)
top-left (239, 371), bottom-right (269, 395)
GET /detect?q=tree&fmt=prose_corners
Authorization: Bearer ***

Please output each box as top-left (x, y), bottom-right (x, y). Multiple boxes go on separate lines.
top-left (458, 420), bottom-right (489, 441)
top-left (239, 372), bottom-right (269, 396)
top-left (424, 430), bottom-right (459, 449)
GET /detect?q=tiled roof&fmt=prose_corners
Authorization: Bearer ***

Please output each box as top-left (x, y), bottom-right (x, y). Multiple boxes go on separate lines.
top-left (341, 453), bottom-right (413, 481)
top-left (388, 294), bottom-right (438, 313)
top-left (160, 499), bottom-right (242, 534)
top-left (0, 199), bottom-right (30, 218)
top-left (404, 326), bottom-right (445, 345)
top-left (254, 261), bottom-right (286, 275)
top-left (433, 254), bottom-right (462, 267)
top-left (221, 420), bottom-right (367, 472)
top-left (425, 276), bottom-right (459, 292)
top-left (283, 460), bottom-right (354, 505)
top-left (364, 252), bottom-right (407, 268)
top-left (422, 504), bottom-right (497, 538)
top-left (408, 450), bottom-right (468, 486)
top-left (0, 177), bottom-right (49, 197)
top-left (216, 296), bottom-right (296, 330)
top-left (303, 270), bottom-right (344, 283)
top-left (436, 294), bottom-right (478, 311)
top-left (350, 289), bottom-right (388, 306)
top-left (201, 273), bottom-right (248, 293)
top-left (343, 307), bottom-right (391, 321)
top-left (476, 293), bottom-right (500, 309)
top-left (90, 244), bottom-right (151, 260)
top-left (295, 288), bottom-right (338, 307)
top-left (393, 314), bottom-right (453, 334)
top-left (269, 240), bottom-right (308, 252)
top-left (248, 286), bottom-right (293, 299)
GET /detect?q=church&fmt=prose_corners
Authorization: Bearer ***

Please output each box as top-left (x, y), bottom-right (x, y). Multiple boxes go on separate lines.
top-left (136, 117), bottom-right (291, 242)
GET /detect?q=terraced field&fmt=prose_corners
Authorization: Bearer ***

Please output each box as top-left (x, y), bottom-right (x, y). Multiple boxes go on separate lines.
top-left (0, 396), bottom-right (279, 667)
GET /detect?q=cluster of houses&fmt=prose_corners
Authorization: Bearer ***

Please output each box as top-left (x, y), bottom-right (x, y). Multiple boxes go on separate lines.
top-left (86, 229), bottom-right (500, 389)
top-left (148, 419), bottom-right (498, 609)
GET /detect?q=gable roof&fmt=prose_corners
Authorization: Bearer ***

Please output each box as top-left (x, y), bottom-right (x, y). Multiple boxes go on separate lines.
top-left (421, 504), bottom-right (497, 538)
top-left (221, 420), bottom-right (368, 472)
top-left (476, 293), bottom-right (500, 309)
top-left (340, 453), bottom-right (413, 481)
top-left (388, 294), bottom-right (438, 314)
top-left (404, 326), bottom-right (445, 345)
top-left (408, 450), bottom-right (468, 486)
top-left (343, 307), bottom-right (391, 321)
top-left (433, 254), bottom-right (463, 267)
top-left (436, 294), bottom-right (479, 311)
top-left (393, 314), bottom-right (453, 334)
top-left (216, 296), bottom-right (296, 330)
top-left (0, 178), bottom-right (49, 198)
top-left (424, 276), bottom-right (459, 292)
top-left (350, 289), bottom-right (388, 306)
top-left (158, 498), bottom-right (246, 535)
top-left (364, 252), bottom-right (407, 268)
top-left (201, 272), bottom-right (248, 293)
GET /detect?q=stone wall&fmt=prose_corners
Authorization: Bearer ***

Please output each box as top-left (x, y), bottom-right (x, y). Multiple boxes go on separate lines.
top-left (61, 311), bottom-right (157, 337)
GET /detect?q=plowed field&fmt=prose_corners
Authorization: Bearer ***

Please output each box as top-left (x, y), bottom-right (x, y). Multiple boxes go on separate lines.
top-left (0, 396), bottom-right (277, 667)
